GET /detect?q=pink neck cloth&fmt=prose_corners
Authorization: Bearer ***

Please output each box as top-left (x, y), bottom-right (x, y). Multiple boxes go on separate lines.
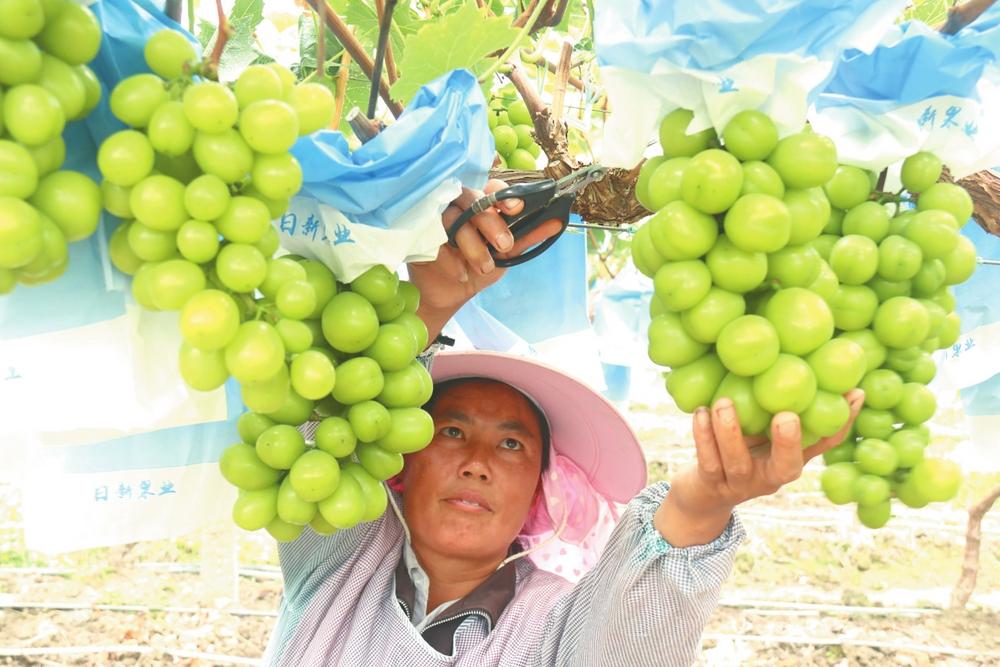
top-left (387, 451), bottom-right (622, 583)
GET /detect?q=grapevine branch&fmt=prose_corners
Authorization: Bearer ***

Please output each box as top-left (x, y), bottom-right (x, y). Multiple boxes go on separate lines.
top-left (303, 0), bottom-right (404, 118)
top-left (941, 0), bottom-right (997, 34)
top-left (512, 0), bottom-right (571, 33)
top-left (316, 2), bottom-right (327, 82)
top-left (943, 169), bottom-right (1000, 237)
top-left (368, 0), bottom-right (398, 117)
top-left (494, 65), bottom-right (646, 225)
top-left (164, 0), bottom-right (182, 22)
top-left (551, 41), bottom-right (573, 124)
top-left (544, 58), bottom-right (585, 91)
top-left (374, 0), bottom-right (400, 83)
top-left (332, 51), bottom-right (352, 130)
top-left (950, 482), bottom-right (1000, 608)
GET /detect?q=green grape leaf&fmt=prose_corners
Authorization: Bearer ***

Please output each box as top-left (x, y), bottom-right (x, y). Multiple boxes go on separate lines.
top-left (345, 64), bottom-right (376, 122)
top-left (296, 13), bottom-right (344, 76)
top-left (230, 0), bottom-right (264, 27)
top-left (902, 0), bottom-right (950, 26)
top-left (197, 19), bottom-right (216, 49)
top-left (389, 2), bottom-right (518, 105)
top-left (339, 0), bottom-right (416, 65)
top-left (555, 0), bottom-right (586, 32)
top-left (204, 15), bottom-right (264, 82)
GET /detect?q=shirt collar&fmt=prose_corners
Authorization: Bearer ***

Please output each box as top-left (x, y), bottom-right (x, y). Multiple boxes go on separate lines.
top-left (394, 539), bottom-right (521, 629)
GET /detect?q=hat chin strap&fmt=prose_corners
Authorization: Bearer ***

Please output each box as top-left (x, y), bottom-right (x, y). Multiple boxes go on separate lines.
top-left (497, 504), bottom-right (569, 571)
top-left (386, 482), bottom-right (413, 546)
top-left (384, 482), bottom-right (569, 573)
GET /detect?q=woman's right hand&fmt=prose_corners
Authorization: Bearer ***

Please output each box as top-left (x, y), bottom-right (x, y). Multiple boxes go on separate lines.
top-left (407, 179), bottom-right (563, 342)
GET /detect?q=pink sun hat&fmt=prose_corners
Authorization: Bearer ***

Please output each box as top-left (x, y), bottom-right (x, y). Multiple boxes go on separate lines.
top-left (429, 349), bottom-right (648, 504)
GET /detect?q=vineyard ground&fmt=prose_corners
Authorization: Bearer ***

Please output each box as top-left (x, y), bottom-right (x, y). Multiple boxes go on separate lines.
top-left (0, 394), bottom-right (997, 666)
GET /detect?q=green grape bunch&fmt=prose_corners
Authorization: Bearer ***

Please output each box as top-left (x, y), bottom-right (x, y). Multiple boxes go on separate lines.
top-left (0, 0), bottom-right (104, 294)
top-left (98, 29), bottom-right (434, 541)
top-left (633, 107), bottom-right (974, 529)
top-left (218, 266), bottom-right (434, 542)
top-left (487, 86), bottom-right (542, 170)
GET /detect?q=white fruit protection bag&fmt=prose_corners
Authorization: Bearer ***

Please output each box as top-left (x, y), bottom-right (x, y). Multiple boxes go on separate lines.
top-left (0, 0), bottom-right (237, 554)
top-left (281, 69), bottom-right (493, 281)
top-left (593, 0), bottom-right (907, 169)
top-left (809, 7), bottom-right (1000, 177)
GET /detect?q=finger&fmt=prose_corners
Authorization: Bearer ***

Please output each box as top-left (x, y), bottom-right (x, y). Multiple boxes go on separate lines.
top-left (499, 218), bottom-right (565, 259)
top-left (483, 179), bottom-right (525, 216)
top-left (767, 412), bottom-right (805, 485)
top-left (436, 246), bottom-right (473, 285)
top-left (456, 182), bottom-right (525, 218)
top-left (411, 241), bottom-right (469, 285)
top-left (442, 204), bottom-right (496, 276)
top-left (711, 398), bottom-right (753, 482)
top-left (454, 223), bottom-right (497, 275)
top-left (450, 187), bottom-right (518, 256)
top-left (692, 407), bottom-right (724, 482)
top-left (803, 389), bottom-right (865, 462)
top-left (453, 187), bottom-right (484, 211)
top-left (470, 208), bottom-right (516, 254)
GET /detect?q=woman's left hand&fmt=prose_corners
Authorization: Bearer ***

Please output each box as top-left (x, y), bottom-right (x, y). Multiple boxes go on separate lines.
top-left (654, 389), bottom-right (866, 547)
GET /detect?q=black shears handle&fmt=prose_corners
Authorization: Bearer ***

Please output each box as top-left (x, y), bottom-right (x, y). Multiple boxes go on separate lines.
top-left (445, 180), bottom-right (573, 268)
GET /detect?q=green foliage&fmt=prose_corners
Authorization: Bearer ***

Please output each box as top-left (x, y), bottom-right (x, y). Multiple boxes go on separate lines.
top-left (218, 16), bottom-right (273, 79)
top-left (342, 0), bottom-right (414, 57)
top-left (295, 14), bottom-right (342, 76)
top-left (389, 2), bottom-right (519, 104)
top-left (198, 0), bottom-right (272, 81)
top-left (229, 0), bottom-right (263, 27)
top-left (902, 0), bottom-right (954, 26)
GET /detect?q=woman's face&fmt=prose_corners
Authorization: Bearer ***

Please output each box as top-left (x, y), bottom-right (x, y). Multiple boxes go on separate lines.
top-left (401, 380), bottom-right (545, 563)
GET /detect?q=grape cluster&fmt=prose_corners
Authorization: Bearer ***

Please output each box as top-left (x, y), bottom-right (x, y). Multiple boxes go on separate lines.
top-left (632, 108), bottom-right (974, 528)
top-left (99, 29), bottom-right (433, 541)
top-left (487, 92), bottom-right (541, 170)
top-left (218, 265), bottom-right (435, 542)
top-left (0, 0), bottom-right (103, 293)
top-left (102, 30), bottom-right (334, 289)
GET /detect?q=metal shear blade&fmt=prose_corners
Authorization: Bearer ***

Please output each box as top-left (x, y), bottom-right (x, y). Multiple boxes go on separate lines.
top-left (554, 165), bottom-right (608, 198)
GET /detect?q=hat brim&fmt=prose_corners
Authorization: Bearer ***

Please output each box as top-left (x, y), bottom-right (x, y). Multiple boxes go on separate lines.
top-left (429, 350), bottom-right (647, 503)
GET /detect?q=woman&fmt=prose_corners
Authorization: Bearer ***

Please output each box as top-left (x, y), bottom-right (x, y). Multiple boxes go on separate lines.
top-left (265, 182), bottom-right (863, 666)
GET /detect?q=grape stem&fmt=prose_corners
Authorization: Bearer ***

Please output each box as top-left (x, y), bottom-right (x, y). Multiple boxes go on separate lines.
top-left (203, 0), bottom-right (233, 82)
top-left (873, 190), bottom-right (910, 206)
top-left (304, 0), bottom-right (404, 118)
top-left (331, 51), bottom-right (353, 130)
top-left (315, 2), bottom-right (327, 83)
top-left (478, 0), bottom-right (549, 84)
top-left (511, 0), bottom-right (571, 32)
top-left (875, 167), bottom-right (888, 193)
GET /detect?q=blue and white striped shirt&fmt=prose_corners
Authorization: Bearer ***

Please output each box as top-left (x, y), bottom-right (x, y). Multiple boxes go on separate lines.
top-left (264, 482), bottom-right (743, 666)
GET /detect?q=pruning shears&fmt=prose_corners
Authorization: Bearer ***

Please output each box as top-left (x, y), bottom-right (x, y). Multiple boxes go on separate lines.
top-left (446, 165), bottom-right (610, 268)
